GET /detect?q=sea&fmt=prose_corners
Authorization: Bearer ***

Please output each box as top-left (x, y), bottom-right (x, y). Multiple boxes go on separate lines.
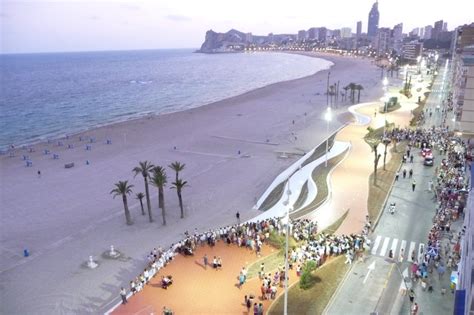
top-left (0, 49), bottom-right (332, 150)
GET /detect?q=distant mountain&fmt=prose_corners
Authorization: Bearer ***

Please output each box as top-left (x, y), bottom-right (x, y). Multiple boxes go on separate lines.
top-left (198, 29), bottom-right (296, 53)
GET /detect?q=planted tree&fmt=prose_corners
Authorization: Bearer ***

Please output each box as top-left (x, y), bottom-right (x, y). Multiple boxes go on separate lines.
top-left (373, 143), bottom-right (382, 185)
top-left (168, 161), bottom-right (185, 183)
top-left (171, 178), bottom-right (188, 219)
top-left (343, 86), bottom-right (350, 101)
top-left (110, 181), bottom-right (134, 225)
top-left (382, 138), bottom-right (391, 170)
top-left (133, 161), bottom-right (154, 222)
top-left (355, 84), bottom-right (364, 103)
top-left (150, 166), bottom-right (168, 225)
top-left (135, 192), bottom-right (145, 215)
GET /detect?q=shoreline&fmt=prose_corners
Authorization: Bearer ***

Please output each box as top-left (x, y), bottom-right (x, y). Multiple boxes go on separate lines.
top-left (0, 52), bottom-right (384, 314)
top-left (1, 52), bottom-right (333, 152)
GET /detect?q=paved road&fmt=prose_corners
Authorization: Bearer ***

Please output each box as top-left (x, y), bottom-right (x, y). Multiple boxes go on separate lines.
top-left (325, 63), bottom-right (455, 315)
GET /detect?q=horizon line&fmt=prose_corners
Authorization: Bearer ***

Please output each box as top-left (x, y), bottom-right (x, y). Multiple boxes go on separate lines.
top-left (0, 47), bottom-right (200, 55)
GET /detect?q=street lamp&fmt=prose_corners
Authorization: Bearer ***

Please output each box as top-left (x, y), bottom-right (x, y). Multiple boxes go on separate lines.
top-left (382, 77), bottom-right (389, 137)
top-left (282, 182), bottom-right (292, 315)
top-left (325, 107), bottom-right (332, 167)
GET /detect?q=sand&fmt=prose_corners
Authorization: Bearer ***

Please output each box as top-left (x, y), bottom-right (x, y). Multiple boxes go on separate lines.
top-left (0, 53), bottom-right (383, 314)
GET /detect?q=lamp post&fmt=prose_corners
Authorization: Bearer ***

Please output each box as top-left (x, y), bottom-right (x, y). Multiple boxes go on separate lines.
top-left (382, 77), bottom-right (389, 137)
top-left (326, 71), bottom-right (331, 107)
top-left (417, 55), bottom-right (422, 74)
top-left (325, 107), bottom-right (332, 167)
top-left (282, 182), bottom-right (292, 315)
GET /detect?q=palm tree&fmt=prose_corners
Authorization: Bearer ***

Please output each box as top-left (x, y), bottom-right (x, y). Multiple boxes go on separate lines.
top-left (355, 84), bottom-right (364, 103)
top-left (343, 86), bottom-right (350, 101)
top-left (110, 181), bottom-right (134, 225)
top-left (373, 143), bottom-right (382, 185)
top-left (171, 178), bottom-right (188, 219)
top-left (135, 192), bottom-right (145, 215)
top-left (133, 161), bottom-right (154, 222)
top-left (168, 161), bottom-right (186, 183)
top-left (329, 84), bottom-right (336, 105)
top-left (150, 166), bottom-right (168, 225)
top-left (348, 83), bottom-right (357, 103)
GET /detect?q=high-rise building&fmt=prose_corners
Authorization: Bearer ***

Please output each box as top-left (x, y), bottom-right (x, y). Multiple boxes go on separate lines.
top-left (433, 20), bottom-right (444, 40)
top-left (410, 28), bottom-right (419, 37)
top-left (443, 22), bottom-right (448, 32)
top-left (367, 1), bottom-right (379, 38)
top-left (375, 27), bottom-right (391, 55)
top-left (307, 27), bottom-right (319, 40)
top-left (246, 33), bottom-right (253, 43)
top-left (332, 29), bottom-right (341, 40)
top-left (402, 41), bottom-right (423, 61)
top-left (452, 23), bottom-right (474, 54)
top-left (356, 21), bottom-right (362, 48)
top-left (341, 27), bottom-right (352, 38)
top-left (393, 23), bottom-right (403, 53)
top-left (297, 30), bottom-right (307, 41)
top-left (318, 27), bottom-right (328, 43)
top-left (357, 21), bottom-right (362, 38)
top-left (419, 27), bottom-right (424, 39)
top-left (424, 25), bottom-right (433, 39)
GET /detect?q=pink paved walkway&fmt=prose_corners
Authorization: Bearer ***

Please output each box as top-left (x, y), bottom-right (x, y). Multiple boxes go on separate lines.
top-left (303, 86), bottom-right (423, 235)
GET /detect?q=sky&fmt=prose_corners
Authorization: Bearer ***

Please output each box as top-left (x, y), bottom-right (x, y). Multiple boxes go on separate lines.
top-left (1, 0), bottom-right (473, 53)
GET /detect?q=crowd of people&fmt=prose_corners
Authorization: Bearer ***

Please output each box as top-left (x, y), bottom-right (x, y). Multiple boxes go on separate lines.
top-left (399, 126), bottom-right (471, 295)
top-left (120, 212), bottom-right (376, 313)
top-left (118, 122), bottom-right (472, 313)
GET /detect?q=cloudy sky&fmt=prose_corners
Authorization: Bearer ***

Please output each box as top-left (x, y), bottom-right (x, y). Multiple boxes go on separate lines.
top-left (1, 0), bottom-right (472, 53)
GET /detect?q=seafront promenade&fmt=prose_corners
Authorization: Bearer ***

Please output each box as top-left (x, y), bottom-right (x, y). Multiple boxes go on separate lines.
top-left (109, 65), bottom-right (432, 313)
top-left (0, 54), bottom-right (384, 314)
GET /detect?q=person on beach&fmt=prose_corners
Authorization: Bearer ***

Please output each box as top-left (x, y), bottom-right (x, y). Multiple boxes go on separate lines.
top-left (203, 254), bottom-right (208, 269)
top-left (236, 211), bottom-right (240, 223)
top-left (409, 169), bottom-right (413, 178)
top-left (395, 171), bottom-right (399, 181)
top-left (412, 180), bottom-right (416, 192)
top-left (245, 295), bottom-right (252, 312)
top-left (37, 170), bottom-right (41, 178)
top-left (212, 256), bottom-right (217, 269)
top-left (403, 169), bottom-right (407, 178)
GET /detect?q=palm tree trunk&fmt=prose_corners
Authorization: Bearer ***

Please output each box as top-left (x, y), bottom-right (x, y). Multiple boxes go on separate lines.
top-left (122, 195), bottom-right (133, 225)
top-left (160, 188), bottom-right (166, 225)
top-left (178, 191), bottom-right (184, 218)
top-left (383, 143), bottom-right (388, 170)
top-left (144, 178), bottom-right (153, 222)
top-left (139, 199), bottom-right (145, 215)
top-left (358, 90), bottom-right (361, 103)
top-left (158, 187), bottom-right (163, 209)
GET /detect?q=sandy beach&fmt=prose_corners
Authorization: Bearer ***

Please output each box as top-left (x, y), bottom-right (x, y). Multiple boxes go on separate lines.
top-left (0, 53), bottom-right (383, 314)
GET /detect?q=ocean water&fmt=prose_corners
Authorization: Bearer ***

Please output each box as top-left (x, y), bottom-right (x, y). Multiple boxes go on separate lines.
top-left (0, 49), bottom-right (332, 150)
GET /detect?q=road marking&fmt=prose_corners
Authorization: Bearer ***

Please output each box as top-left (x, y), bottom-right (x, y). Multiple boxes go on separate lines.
top-left (419, 243), bottom-right (425, 255)
top-left (399, 240), bottom-right (407, 260)
top-left (371, 235), bottom-right (382, 255)
top-left (390, 238), bottom-right (399, 256)
top-left (408, 241), bottom-right (416, 262)
top-left (380, 237), bottom-right (390, 257)
top-left (363, 261), bottom-right (376, 284)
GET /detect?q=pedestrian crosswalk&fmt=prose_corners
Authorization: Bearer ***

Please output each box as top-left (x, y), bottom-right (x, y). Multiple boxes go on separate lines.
top-left (370, 235), bottom-right (425, 262)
